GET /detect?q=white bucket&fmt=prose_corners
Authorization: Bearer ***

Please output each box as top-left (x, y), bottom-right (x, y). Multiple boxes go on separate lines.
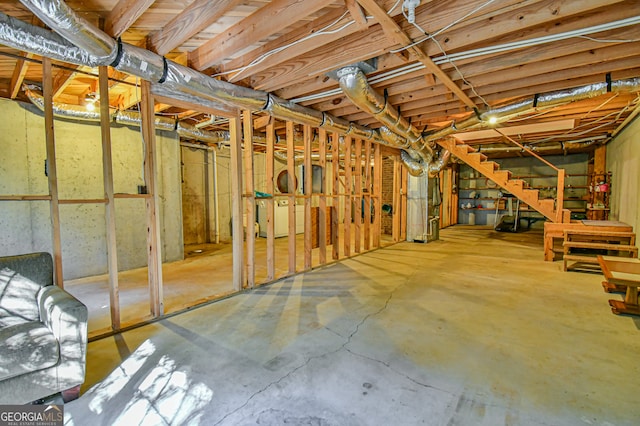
top-left (468, 212), bottom-right (476, 225)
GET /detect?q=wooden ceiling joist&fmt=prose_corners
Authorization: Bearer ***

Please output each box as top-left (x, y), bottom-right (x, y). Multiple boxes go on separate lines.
top-left (189, 0), bottom-right (335, 71)
top-left (104, 0), bottom-right (156, 38)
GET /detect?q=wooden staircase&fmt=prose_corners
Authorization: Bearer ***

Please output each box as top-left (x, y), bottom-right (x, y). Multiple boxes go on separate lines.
top-left (437, 138), bottom-right (569, 223)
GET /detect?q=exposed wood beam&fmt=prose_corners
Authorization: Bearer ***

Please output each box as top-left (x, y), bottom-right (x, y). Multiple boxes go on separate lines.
top-left (98, 65), bottom-right (120, 330)
top-left (345, 0), bottom-right (368, 30)
top-left (149, 0), bottom-right (243, 56)
top-left (140, 79), bottom-right (164, 317)
top-left (42, 57), bottom-right (63, 288)
top-left (225, 6), bottom-right (368, 82)
top-left (355, 0), bottom-right (476, 109)
top-left (190, 0), bottom-right (333, 71)
top-left (9, 53), bottom-right (33, 99)
top-left (105, 0), bottom-right (155, 38)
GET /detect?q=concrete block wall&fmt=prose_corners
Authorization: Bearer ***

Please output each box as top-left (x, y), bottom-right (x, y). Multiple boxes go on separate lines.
top-left (0, 98), bottom-right (183, 280)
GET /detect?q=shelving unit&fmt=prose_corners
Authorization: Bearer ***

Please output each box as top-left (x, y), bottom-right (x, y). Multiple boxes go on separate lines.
top-left (587, 172), bottom-right (611, 220)
top-left (456, 162), bottom-right (591, 226)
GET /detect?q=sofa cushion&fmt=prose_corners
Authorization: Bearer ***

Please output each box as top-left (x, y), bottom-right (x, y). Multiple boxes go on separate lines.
top-left (0, 268), bottom-right (42, 328)
top-left (0, 321), bottom-right (59, 381)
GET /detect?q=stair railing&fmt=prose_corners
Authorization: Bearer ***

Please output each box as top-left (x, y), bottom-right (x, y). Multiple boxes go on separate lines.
top-left (494, 129), bottom-right (565, 222)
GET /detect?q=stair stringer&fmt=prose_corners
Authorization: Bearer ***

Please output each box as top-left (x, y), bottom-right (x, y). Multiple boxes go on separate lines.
top-left (437, 138), bottom-right (560, 222)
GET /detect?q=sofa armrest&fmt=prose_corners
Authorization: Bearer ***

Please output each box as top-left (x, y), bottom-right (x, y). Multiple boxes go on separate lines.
top-left (37, 286), bottom-right (88, 386)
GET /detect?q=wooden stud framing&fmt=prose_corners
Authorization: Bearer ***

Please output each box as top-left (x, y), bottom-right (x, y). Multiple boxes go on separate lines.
top-left (354, 138), bottom-right (362, 253)
top-left (318, 128), bottom-right (327, 265)
top-left (99, 66), bottom-right (120, 330)
top-left (265, 121), bottom-right (276, 281)
top-left (343, 136), bottom-right (352, 257)
top-left (363, 140), bottom-right (372, 251)
top-left (286, 121), bottom-right (296, 274)
top-left (242, 110), bottom-right (255, 288)
top-left (373, 143), bottom-right (382, 248)
top-left (229, 112), bottom-right (244, 291)
top-left (42, 58), bottom-right (63, 288)
top-left (303, 124), bottom-right (313, 270)
top-left (140, 80), bottom-right (163, 317)
top-left (401, 164), bottom-right (408, 241)
top-left (331, 131), bottom-right (340, 260)
top-left (392, 159), bottom-right (401, 242)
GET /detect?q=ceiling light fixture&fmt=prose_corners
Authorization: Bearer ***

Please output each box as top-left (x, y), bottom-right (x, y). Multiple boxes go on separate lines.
top-left (84, 93), bottom-right (97, 111)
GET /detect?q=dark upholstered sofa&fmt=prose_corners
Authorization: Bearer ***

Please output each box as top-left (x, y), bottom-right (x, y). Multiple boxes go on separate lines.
top-left (0, 252), bottom-right (88, 404)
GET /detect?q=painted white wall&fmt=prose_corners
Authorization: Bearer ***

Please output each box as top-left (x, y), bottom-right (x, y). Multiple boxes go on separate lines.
top-left (607, 116), bottom-right (640, 235)
top-left (0, 98), bottom-right (183, 279)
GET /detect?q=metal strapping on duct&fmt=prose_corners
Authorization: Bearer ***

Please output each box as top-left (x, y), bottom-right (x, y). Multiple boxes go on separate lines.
top-left (25, 89), bottom-right (227, 143)
top-left (421, 80), bottom-right (640, 146)
top-left (4, 1), bottom-right (640, 176)
top-left (336, 66), bottom-right (446, 176)
top-left (4, 2), bottom-right (390, 148)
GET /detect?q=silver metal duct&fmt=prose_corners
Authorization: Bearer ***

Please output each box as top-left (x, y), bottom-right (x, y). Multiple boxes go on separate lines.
top-left (0, 12), bottom-right (102, 67)
top-left (423, 80), bottom-right (640, 145)
top-left (6, 3), bottom-right (390, 149)
top-left (337, 66), bottom-right (447, 177)
top-left (25, 89), bottom-right (233, 144)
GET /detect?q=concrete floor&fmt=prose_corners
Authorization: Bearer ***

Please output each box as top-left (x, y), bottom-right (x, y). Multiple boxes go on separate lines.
top-left (65, 226), bottom-right (640, 425)
top-left (66, 227), bottom-right (394, 336)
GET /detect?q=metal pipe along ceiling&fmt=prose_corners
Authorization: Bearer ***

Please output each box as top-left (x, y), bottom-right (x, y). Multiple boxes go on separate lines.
top-left (1, 3), bottom-right (391, 147)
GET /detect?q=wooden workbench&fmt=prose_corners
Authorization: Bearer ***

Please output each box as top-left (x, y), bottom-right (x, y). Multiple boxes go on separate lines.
top-left (543, 220), bottom-right (633, 261)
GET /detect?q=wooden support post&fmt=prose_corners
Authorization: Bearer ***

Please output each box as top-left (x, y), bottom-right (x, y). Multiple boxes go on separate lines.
top-left (242, 110), bottom-right (255, 288)
top-left (99, 66), bottom-right (120, 330)
top-left (401, 164), bottom-right (408, 241)
top-left (555, 168), bottom-right (565, 223)
top-left (354, 139), bottom-right (362, 253)
top-left (42, 58), bottom-right (63, 288)
top-left (140, 80), bottom-right (163, 316)
top-left (266, 121), bottom-right (276, 281)
top-left (363, 140), bottom-right (372, 251)
top-left (392, 158), bottom-right (401, 242)
top-left (331, 131), bottom-right (340, 260)
top-left (344, 136), bottom-right (352, 257)
top-left (373, 143), bottom-right (382, 248)
top-left (303, 124), bottom-right (313, 270)
top-left (286, 121), bottom-right (296, 274)
top-left (229, 112), bottom-right (244, 291)
top-left (318, 128), bottom-right (327, 265)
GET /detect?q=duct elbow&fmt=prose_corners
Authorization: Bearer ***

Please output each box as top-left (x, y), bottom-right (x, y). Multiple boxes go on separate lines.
top-left (428, 149), bottom-right (451, 178)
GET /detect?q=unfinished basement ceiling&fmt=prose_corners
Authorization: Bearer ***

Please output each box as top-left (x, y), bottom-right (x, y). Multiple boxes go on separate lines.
top-left (0, 0), bottom-right (639, 157)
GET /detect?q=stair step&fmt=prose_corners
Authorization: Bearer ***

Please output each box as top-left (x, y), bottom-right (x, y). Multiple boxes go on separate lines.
top-left (505, 179), bottom-right (524, 191)
top-left (481, 161), bottom-right (498, 171)
top-left (493, 170), bottom-right (512, 181)
top-left (521, 189), bottom-right (540, 200)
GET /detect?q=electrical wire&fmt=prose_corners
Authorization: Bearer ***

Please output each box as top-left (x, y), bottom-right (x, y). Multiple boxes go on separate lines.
top-left (213, 11), bottom-right (355, 78)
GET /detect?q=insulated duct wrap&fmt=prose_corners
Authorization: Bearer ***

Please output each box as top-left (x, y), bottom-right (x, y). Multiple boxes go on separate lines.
top-left (177, 123), bottom-right (229, 144)
top-left (337, 66), bottom-right (437, 170)
top-left (25, 89), bottom-right (113, 121)
top-left (150, 83), bottom-right (234, 115)
top-left (400, 150), bottom-right (426, 177)
top-left (0, 12), bottom-right (102, 67)
top-left (163, 62), bottom-right (269, 111)
top-left (320, 114), bottom-right (351, 134)
top-left (115, 110), bottom-right (176, 131)
top-left (118, 44), bottom-right (166, 83)
top-left (265, 94), bottom-right (324, 127)
top-left (19, 0), bottom-right (117, 64)
top-left (7, 1), bottom-right (640, 180)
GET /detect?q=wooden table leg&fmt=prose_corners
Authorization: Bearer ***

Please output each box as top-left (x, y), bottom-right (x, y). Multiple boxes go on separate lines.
top-left (609, 285), bottom-right (640, 315)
